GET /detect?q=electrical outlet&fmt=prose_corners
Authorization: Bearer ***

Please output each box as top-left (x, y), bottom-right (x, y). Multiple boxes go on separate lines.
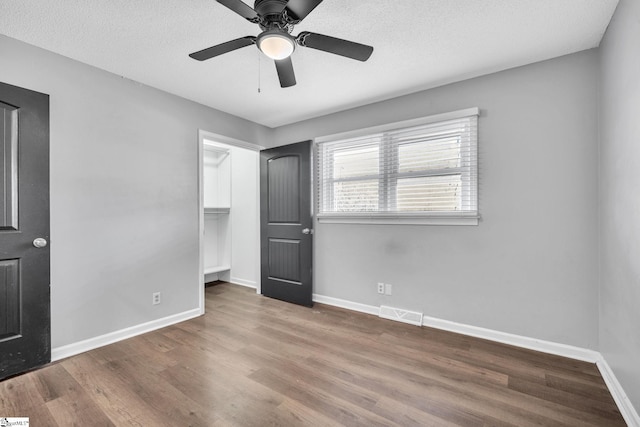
top-left (152, 292), bottom-right (161, 305)
top-left (377, 282), bottom-right (385, 294)
top-left (385, 283), bottom-right (393, 295)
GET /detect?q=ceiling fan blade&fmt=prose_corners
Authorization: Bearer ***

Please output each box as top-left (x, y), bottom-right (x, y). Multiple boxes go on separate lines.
top-left (284, 0), bottom-right (323, 22)
top-left (216, 0), bottom-right (259, 22)
top-left (275, 57), bottom-right (296, 88)
top-left (189, 36), bottom-right (256, 61)
top-left (297, 32), bottom-right (373, 62)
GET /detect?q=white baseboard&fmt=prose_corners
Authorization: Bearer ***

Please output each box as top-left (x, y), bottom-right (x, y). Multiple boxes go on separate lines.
top-left (311, 293), bottom-right (598, 362)
top-left (312, 294), bottom-right (379, 316)
top-left (421, 315), bottom-right (600, 363)
top-left (229, 277), bottom-right (257, 289)
top-left (312, 293), bottom-right (639, 425)
top-left (51, 308), bottom-right (202, 362)
top-left (596, 358), bottom-right (640, 427)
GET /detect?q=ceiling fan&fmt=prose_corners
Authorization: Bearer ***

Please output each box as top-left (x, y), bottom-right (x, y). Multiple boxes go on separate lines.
top-left (189, 0), bottom-right (374, 88)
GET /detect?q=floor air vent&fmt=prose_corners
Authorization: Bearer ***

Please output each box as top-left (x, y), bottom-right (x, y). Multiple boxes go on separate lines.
top-left (379, 306), bottom-right (423, 326)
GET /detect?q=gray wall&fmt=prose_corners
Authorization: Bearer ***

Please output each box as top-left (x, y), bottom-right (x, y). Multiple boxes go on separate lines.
top-left (0, 35), bottom-right (269, 349)
top-left (273, 51), bottom-right (600, 349)
top-left (599, 0), bottom-right (640, 410)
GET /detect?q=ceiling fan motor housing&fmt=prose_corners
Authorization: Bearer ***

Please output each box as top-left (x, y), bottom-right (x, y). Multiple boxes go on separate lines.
top-left (254, 0), bottom-right (289, 27)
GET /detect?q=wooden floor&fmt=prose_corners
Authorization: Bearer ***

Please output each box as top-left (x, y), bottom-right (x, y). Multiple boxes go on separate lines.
top-left (0, 283), bottom-right (626, 426)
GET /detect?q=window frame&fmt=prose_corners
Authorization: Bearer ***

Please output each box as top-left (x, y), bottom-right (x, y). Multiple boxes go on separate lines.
top-left (315, 108), bottom-right (479, 226)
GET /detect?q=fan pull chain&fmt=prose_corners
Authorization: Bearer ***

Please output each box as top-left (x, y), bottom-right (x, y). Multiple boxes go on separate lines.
top-left (257, 51), bottom-right (261, 94)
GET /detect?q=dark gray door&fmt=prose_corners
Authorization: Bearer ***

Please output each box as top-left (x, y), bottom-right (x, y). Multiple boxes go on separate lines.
top-left (260, 141), bottom-right (312, 307)
top-left (0, 81), bottom-right (50, 379)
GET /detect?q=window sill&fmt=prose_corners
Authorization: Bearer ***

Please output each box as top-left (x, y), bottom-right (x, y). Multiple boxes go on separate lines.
top-left (316, 214), bottom-right (479, 226)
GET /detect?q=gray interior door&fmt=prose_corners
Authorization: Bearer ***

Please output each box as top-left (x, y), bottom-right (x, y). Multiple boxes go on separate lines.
top-left (0, 81), bottom-right (50, 379)
top-left (260, 141), bottom-right (312, 307)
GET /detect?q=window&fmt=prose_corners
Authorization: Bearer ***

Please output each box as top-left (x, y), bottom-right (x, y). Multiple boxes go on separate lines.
top-left (316, 108), bottom-right (478, 225)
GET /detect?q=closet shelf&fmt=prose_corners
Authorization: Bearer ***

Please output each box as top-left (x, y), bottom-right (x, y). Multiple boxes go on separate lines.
top-left (204, 207), bottom-right (230, 214)
top-left (204, 265), bottom-right (231, 275)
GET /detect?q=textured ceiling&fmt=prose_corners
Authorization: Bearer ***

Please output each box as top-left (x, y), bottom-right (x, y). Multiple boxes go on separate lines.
top-left (0, 0), bottom-right (618, 127)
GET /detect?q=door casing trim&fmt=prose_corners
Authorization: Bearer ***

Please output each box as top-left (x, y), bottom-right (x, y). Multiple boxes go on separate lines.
top-left (197, 130), bottom-right (264, 313)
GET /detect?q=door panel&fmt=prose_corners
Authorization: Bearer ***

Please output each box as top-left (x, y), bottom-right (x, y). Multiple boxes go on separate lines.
top-left (267, 156), bottom-right (300, 223)
top-left (0, 81), bottom-right (50, 380)
top-left (268, 238), bottom-right (301, 282)
top-left (1, 101), bottom-right (19, 230)
top-left (0, 259), bottom-right (20, 339)
top-left (260, 141), bottom-right (312, 307)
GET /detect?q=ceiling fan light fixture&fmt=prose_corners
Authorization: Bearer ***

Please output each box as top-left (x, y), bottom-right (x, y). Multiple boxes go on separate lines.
top-left (257, 30), bottom-right (295, 60)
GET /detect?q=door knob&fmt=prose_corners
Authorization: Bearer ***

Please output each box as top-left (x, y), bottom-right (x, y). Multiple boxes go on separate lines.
top-left (302, 228), bottom-right (313, 235)
top-left (33, 238), bottom-right (48, 248)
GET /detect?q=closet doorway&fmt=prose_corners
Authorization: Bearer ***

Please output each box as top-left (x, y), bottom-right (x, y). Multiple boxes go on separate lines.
top-left (198, 130), bottom-right (263, 313)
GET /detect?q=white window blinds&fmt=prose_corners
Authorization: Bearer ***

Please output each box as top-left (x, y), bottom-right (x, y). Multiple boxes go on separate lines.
top-left (316, 109), bottom-right (478, 221)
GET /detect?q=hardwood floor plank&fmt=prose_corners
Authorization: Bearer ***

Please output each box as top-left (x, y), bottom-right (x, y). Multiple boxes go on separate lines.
top-left (248, 367), bottom-right (394, 427)
top-left (0, 371), bottom-right (48, 415)
top-left (508, 376), bottom-right (625, 423)
top-left (19, 402), bottom-right (59, 426)
top-left (138, 328), bottom-right (182, 353)
top-left (61, 352), bottom-right (170, 426)
top-left (119, 358), bottom-right (219, 426)
top-left (272, 398), bottom-right (348, 426)
top-left (35, 364), bottom-right (116, 426)
top-left (174, 315), bottom-right (253, 353)
top-left (46, 396), bottom-right (115, 427)
top-left (545, 372), bottom-right (614, 399)
top-left (372, 396), bottom-right (467, 427)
